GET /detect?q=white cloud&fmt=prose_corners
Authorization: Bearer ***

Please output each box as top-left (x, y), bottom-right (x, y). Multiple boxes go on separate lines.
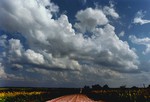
top-left (0, 63), bottom-right (7, 79)
top-left (24, 49), bottom-right (45, 65)
top-left (8, 38), bottom-right (23, 57)
top-left (134, 18), bottom-right (150, 25)
top-left (119, 31), bottom-right (125, 37)
top-left (103, 4), bottom-right (119, 19)
top-left (0, 35), bottom-right (7, 47)
top-left (74, 8), bottom-right (108, 33)
top-left (12, 64), bottom-right (23, 70)
top-left (0, 0), bottom-right (140, 86)
top-left (129, 35), bottom-right (150, 54)
top-left (41, 52), bottom-right (81, 70)
top-left (92, 24), bottom-right (139, 70)
top-left (133, 11), bottom-right (150, 25)
top-left (38, 0), bottom-right (59, 13)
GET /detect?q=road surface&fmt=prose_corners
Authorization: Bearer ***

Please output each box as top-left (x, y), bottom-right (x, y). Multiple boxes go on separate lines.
top-left (46, 94), bottom-right (104, 102)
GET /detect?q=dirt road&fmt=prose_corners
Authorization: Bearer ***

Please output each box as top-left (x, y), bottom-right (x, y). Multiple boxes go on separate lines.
top-left (46, 94), bottom-right (105, 102)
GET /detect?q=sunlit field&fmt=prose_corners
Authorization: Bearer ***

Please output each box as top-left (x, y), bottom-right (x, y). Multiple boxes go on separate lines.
top-left (0, 87), bottom-right (150, 102)
top-left (0, 88), bottom-right (51, 102)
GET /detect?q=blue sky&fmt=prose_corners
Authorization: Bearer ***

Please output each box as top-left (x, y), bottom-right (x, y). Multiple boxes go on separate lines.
top-left (0, 0), bottom-right (150, 88)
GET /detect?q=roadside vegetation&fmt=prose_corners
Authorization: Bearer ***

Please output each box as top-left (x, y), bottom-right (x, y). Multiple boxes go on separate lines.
top-left (0, 85), bottom-right (149, 102)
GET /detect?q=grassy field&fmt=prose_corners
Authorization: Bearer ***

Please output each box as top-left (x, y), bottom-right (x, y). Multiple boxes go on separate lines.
top-left (0, 87), bottom-right (80, 102)
top-left (88, 88), bottom-right (150, 102)
top-left (0, 87), bottom-right (150, 102)
top-left (0, 88), bottom-right (47, 102)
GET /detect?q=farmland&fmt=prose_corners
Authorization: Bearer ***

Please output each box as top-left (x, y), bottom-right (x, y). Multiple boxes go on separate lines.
top-left (0, 88), bottom-right (81, 102)
top-left (0, 87), bottom-right (150, 102)
top-left (88, 88), bottom-right (150, 102)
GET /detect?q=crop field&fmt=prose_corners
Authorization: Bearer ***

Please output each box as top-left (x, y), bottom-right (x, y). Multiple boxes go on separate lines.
top-left (0, 88), bottom-right (55, 102)
top-left (0, 88), bottom-right (80, 102)
top-left (0, 87), bottom-right (150, 102)
top-left (89, 88), bottom-right (150, 102)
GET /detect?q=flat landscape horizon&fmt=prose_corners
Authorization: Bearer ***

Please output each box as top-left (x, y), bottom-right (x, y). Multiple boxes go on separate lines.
top-left (0, 86), bottom-right (150, 102)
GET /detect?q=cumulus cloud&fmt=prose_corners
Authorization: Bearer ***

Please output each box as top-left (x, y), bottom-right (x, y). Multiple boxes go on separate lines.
top-left (91, 24), bottom-right (139, 70)
top-left (24, 49), bottom-right (45, 65)
top-left (129, 35), bottom-right (150, 54)
top-left (0, 0), bottom-right (140, 86)
top-left (133, 11), bottom-right (150, 25)
top-left (103, 4), bottom-right (119, 19)
top-left (8, 38), bottom-right (23, 57)
top-left (74, 8), bottom-right (108, 33)
top-left (74, 3), bottom-right (119, 33)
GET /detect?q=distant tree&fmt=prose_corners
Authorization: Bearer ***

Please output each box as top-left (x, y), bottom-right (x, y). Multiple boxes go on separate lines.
top-left (131, 86), bottom-right (138, 89)
top-left (84, 85), bottom-right (90, 90)
top-left (83, 85), bottom-right (90, 93)
top-left (147, 85), bottom-right (150, 88)
top-left (103, 84), bottom-right (109, 89)
top-left (92, 84), bottom-right (102, 90)
top-left (120, 85), bottom-right (126, 89)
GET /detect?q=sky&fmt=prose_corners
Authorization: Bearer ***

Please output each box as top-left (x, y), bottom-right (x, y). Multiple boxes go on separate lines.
top-left (0, 0), bottom-right (150, 88)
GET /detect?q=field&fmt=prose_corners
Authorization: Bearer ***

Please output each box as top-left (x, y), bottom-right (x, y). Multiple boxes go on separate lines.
top-left (0, 88), bottom-right (47, 102)
top-left (0, 88), bottom-right (80, 102)
top-left (0, 87), bottom-right (150, 102)
top-left (88, 88), bottom-right (150, 102)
